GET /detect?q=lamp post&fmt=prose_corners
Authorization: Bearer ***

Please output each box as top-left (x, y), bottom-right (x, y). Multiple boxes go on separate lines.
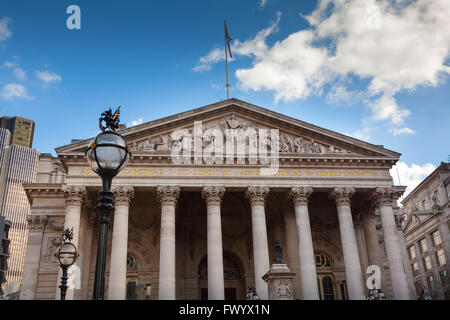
top-left (86, 107), bottom-right (131, 300)
top-left (55, 228), bottom-right (79, 300)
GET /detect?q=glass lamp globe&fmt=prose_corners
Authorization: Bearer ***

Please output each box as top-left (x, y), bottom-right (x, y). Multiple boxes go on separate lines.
top-left (56, 242), bottom-right (79, 267)
top-left (86, 131), bottom-right (131, 175)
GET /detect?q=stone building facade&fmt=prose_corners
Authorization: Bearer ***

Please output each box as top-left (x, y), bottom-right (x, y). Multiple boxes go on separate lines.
top-left (402, 162), bottom-right (450, 299)
top-left (20, 99), bottom-right (415, 300)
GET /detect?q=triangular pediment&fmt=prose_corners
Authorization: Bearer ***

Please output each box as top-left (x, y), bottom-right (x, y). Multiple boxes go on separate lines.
top-left (403, 211), bottom-right (434, 233)
top-left (56, 99), bottom-right (400, 159)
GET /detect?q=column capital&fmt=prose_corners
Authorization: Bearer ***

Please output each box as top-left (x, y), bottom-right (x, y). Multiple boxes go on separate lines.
top-left (289, 186), bottom-right (313, 206)
top-left (329, 187), bottom-right (355, 206)
top-left (202, 186), bottom-right (225, 206)
top-left (370, 186), bottom-right (405, 207)
top-left (245, 186), bottom-right (269, 206)
top-left (26, 215), bottom-right (48, 232)
top-left (157, 185), bottom-right (180, 206)
top-left (112, 185), bottom-right (135, 206)
top-left (62, 185), bottom-right (86, 207)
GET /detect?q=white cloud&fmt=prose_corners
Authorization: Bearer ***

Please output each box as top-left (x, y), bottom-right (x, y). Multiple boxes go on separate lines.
top-left (0, 17), bottom-right (12, 42)
top-left (35, 70), bottom-right (62, 86)
top-left (196, 0), bottom-right (450, 132)
top-left (4, 61), bottom-right (15, 68)
top-left (326, 85), bottom-right (365, 106)
top-left (211, 83), bottom-right (224, 90)
top-left (390, 161), bottom-right (436, 200)
top-left (1, 84), bottom-right (32, 100)
top-left (13, 68), bottom-right (26, 80)
top-left (193, 12), bottom-right (281, 73)
top-left (193, 48), bottom-right (226, 72)
top-left (259, 0), bottom-right (268, 9)
top-left (129, 118), bottom-right (144, 126)
top-left (389, 127), bottom-right (416, 136)
top-left (344, 125), bottom-right (374, 141)
top-left (366, 94), bottom-right (410, 125)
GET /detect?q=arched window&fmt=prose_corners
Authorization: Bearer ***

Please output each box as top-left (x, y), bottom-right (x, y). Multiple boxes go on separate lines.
top-left (315, 252), bottom-right (332, 268)
top-left (127, 254), bottom-right (140, 270)
top-left (126, 254), bottom-right (140, 300)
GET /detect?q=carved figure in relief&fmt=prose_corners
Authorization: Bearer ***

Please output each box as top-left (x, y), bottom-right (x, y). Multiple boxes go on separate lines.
top-left (276, 281), bottom-right (291, 298)
top-left (227, 114), bottom-right (241, 129)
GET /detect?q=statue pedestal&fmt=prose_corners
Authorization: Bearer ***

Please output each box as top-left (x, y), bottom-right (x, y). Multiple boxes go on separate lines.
top-left (262, 263), bottom-right (296, 300)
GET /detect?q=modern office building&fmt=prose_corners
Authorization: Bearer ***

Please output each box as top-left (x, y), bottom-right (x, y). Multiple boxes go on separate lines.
top-left (0, 128), bottom-right (40, 289)
top-left (402, 162), bottom-right (450, 299)
top-left (0, 116), bottom-right (35, 148)
top-left (21, 99), bottom-right (415, 300)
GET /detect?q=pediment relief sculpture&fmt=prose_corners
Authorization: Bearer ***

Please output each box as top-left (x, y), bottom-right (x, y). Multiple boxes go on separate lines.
top-left (129, 114), bottom-right (351, 155)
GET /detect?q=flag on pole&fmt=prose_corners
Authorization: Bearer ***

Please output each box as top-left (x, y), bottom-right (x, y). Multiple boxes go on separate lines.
top-left (224, 21), bottom-right (232, 58)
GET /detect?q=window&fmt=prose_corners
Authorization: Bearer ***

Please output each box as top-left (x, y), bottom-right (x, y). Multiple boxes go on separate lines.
top-left (423, 256), bottom-right (432, 271)
top-left (409, 246), bottom-right (416, 260)
top-left (339, 281), bottom-right (348, 300)
top-left (126, 280), bottom-right (138, 300)
top-left (420, 238), bottom-right (428, 253)
top-left (440, 270), bottom-right (450, 287)
top-left (436, 249), bottom-right (447, 266)
top-left (315, 253), bottom-right (332, 268)
top-left (127, 254), bottom-right (140, 270)
top-left (412, 262), bottom-right (420, 276)
top-left (427, 275), bottom-right (435, 291)
top-left (317, 274), bottom-right (336, 300)
top-left (422, 199), bottom-right (426, 210)
top-left (432, 230), bottom-right (442, 246)
top-left (415, 281), bottom-right (423, 296)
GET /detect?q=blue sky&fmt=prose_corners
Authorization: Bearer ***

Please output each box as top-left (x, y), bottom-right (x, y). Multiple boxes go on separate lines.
top-left (0, 0), bottom-right (449, 194)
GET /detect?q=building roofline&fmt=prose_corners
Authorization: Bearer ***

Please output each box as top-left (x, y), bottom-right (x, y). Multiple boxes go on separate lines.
top-left (402, 162), bottom-right (450, 204)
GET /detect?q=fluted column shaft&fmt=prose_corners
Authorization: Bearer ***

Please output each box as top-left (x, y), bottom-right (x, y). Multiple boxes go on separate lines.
top-left (157, 186), bottom-right (180, 300)
top-left (289, 186), bottom-right (319, 300)
top-left (57, 185), bottom-right (86, 300)
top-left (372, 187), bottom-right (410, 300)
top-left (246, 186), bottom-right (270, 300)
top-left (107, 186), bottom-right (134, 300)
top-left (202, 186), bottom-right (225, 300)
top-left (330, 187), bottom-right (365, 300)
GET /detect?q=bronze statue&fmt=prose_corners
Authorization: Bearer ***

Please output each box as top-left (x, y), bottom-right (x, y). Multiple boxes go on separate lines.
top-left (98, 106), bottom-right (121, 132)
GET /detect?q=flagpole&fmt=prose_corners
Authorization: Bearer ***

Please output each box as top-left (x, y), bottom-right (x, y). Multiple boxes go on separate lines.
top-left (225, 21), bottom-right (230, 100)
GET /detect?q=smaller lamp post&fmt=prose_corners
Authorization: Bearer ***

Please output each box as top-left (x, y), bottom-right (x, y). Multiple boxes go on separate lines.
top-left (55, 228), bottom-right (79, 300)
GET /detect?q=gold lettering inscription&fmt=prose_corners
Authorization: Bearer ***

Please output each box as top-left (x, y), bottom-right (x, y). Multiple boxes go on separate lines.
top-left (80, 168), bottom-right (381, 178)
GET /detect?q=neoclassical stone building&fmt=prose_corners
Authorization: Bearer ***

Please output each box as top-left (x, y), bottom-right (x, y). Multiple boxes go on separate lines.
top-left (20, 99), bottom-right (415, 300)
top-left (402, 162), bottom-right (450, 299)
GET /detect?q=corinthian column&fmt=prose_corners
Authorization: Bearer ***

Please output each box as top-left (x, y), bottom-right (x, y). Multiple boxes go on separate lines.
top-left (107, 186), bottom-right (134, 300)
top-left (329, 187), bottom-right (365, 300)
top-left (289, 186), bottom-right (319, 300)
top-left (157, 185), bottom-right (180, 300)
top-left (371, 187), bottom-right (410, 300)
top-left (202, 186), bottom-right (225, 300)
top-left (245, 186), bottom-right (270, 300)
top-left (58, 185), bottom-right (86, 300)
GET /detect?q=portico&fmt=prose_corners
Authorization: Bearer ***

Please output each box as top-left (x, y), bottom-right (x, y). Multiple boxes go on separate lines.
top-left (21, 99), bottom-right (416, 300)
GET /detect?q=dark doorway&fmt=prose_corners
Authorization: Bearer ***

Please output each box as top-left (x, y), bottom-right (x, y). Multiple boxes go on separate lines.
top-left (225, 288), bottom-right (237, 300)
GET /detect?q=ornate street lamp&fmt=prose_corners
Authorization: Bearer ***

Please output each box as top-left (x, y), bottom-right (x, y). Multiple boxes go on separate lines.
top-left (55, 228), bottom-right (79, 300)
top-left (85, 107), bottom-right (131, 300)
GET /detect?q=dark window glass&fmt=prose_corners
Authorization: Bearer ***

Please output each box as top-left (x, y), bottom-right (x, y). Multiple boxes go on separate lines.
top-left (440, 270), bottom-right (450, 287)
top-left (322, 276), bottom-right (335, 300)
top-left (126, 281), bottom-right (138, 300)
